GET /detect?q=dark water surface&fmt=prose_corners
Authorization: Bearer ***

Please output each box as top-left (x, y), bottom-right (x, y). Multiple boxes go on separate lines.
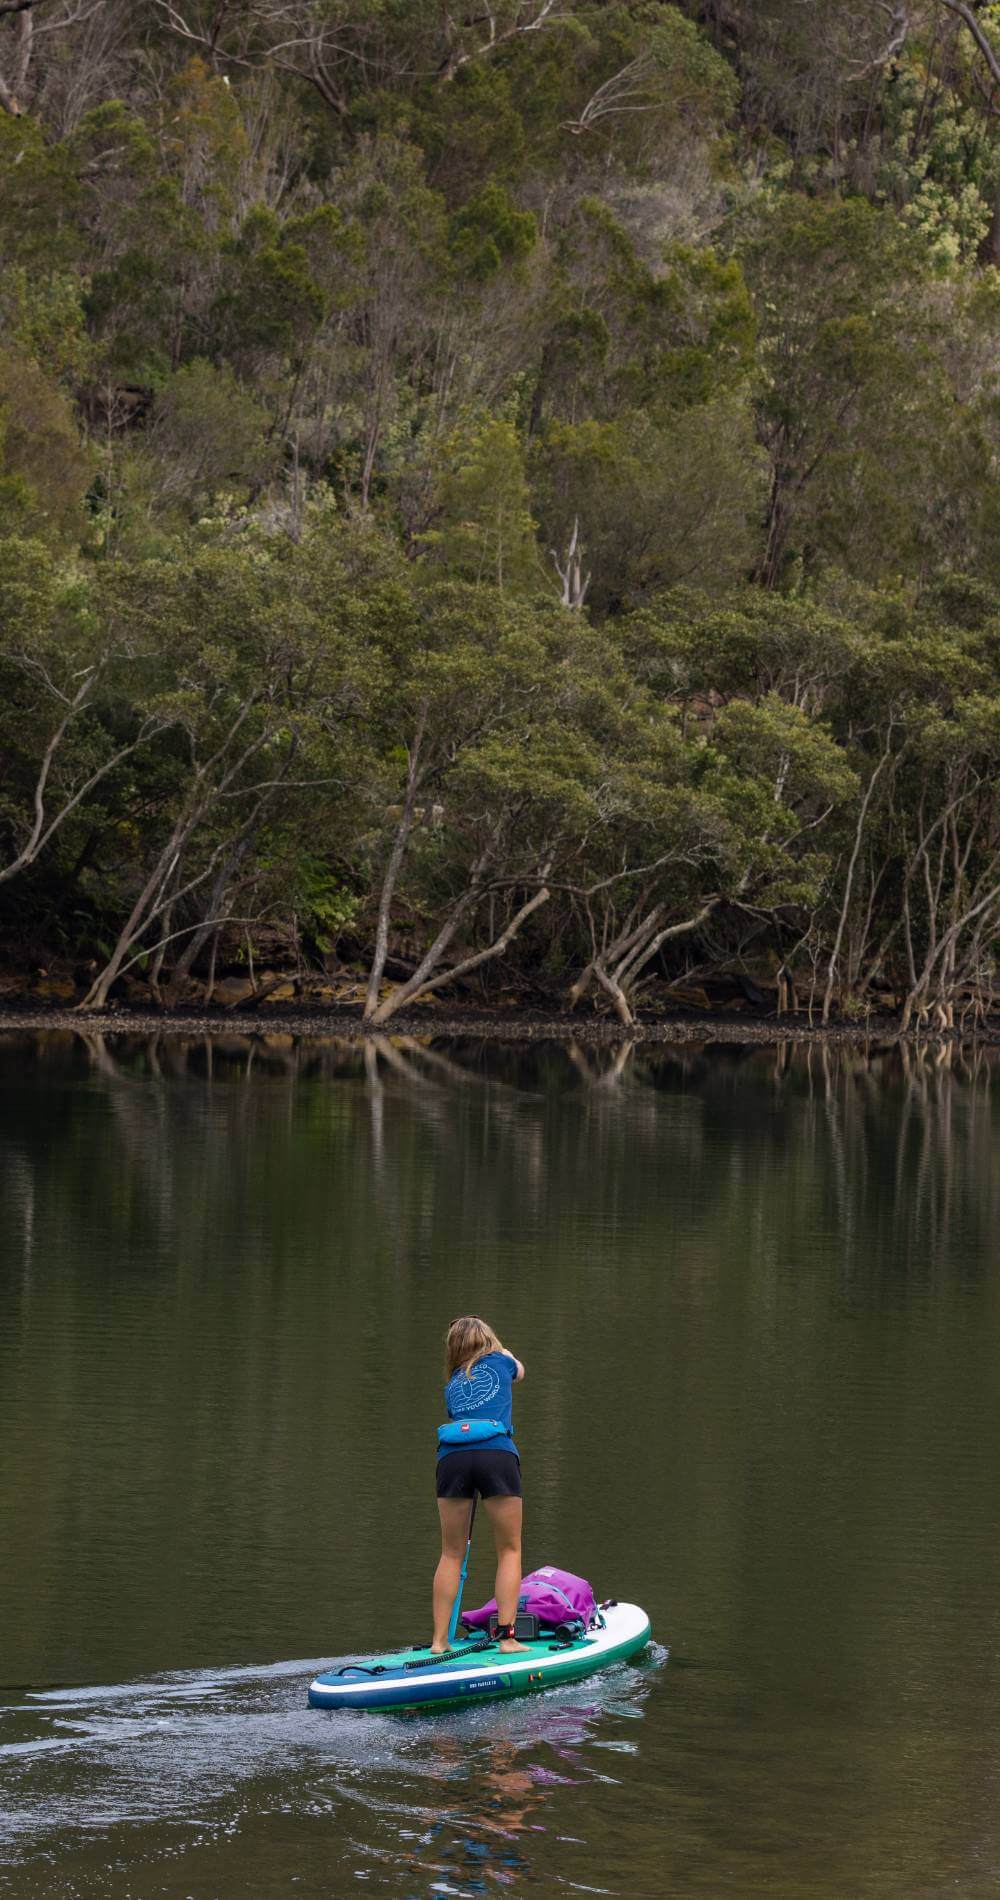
top-left (3, 1030), bottom-right (1000, 1898)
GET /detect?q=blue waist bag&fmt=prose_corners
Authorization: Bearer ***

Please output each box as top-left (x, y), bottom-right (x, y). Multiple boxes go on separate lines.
top-left (437, 1418), bottom-right (508, 1449)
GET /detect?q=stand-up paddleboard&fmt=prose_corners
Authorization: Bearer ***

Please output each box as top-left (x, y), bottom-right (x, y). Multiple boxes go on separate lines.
top-left (308, 1600), bottom-right (651, 1712)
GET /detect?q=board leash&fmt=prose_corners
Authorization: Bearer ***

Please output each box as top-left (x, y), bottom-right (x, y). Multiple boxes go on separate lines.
top-left (446, 1492), bottom-right (478, 1646)
top-left (402, 1637), bottom-right (496, 1671)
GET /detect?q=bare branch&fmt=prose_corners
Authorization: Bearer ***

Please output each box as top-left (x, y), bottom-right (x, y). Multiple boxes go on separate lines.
top-left (369, 866), bottom-right (554, 1022)
top-left (0, 649), bottom-right (170, 887)
top-left (561, 53), bottom-right (663, 134)
top-left (822, 720), bottom-right (897, 1022)
top-left (33, 0), bottom-right (102, 35)
top-left (549, 517), bottom-right (591, 609)
top-left (114, 911), bottom-right (273, 985)
top-left (850, 1), bottom-right (1000, 93)
top-left (439, 0), bottom-right (565, 81)
top-left (936, 0), bottom-right (1000, 87)
top-left (847, 3), bottom-right (910, 81)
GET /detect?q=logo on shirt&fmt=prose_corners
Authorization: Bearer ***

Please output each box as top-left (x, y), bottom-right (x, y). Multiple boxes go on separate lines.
top-left (450, 1361), bottom-right (501, 1413)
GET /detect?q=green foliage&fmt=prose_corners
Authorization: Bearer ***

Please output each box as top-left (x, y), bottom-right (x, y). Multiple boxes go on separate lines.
top-left (413, 63), bottom-right (527, 193)
top-left (0, 116), bottom-right (78, 270)
top-left (427, 416), bottom-right (541, 591)
top-left (502, 1), bottom-right (737, 177)
top-left (128, 360), bottom-right (276, 523)
top-left (874, 57), bottom-right (1000, 266)
top-left (449, 182), bottom-right (537, 282)
top-left (0, 268), bottom-right (90, 386)
top-left (8, 0), bottom-right (1000, 1016)
top-left (0, 351), bottom-right (92, 541)
top-left (547, 198), bottom-right (754, 420)
top-left (295, 856), bottom-right (361, 950)
top-left (740, 194), bottom-right (945, 584)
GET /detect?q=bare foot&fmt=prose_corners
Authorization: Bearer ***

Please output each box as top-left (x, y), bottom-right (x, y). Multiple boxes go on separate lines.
top-left (429, 1644), bottom-right (448, 1654)
top-left (498, 1638), bottom-right (528, 1653)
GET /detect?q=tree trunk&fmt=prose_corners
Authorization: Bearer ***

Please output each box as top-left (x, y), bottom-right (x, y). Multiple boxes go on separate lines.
top-left (81, 812), bottom-right (196, 1007)
top-left (566, 905), bottom-right (664, 1011)
top-left (363, 705), bottom-right (427, 1020)
top-left (608, 899), bottom-right (719, 1009)
top-left (822, 729), bottom-right (895, 1022)
top-left (369, 876), bottom-right (552, 1025)
top-left (981, 176), bottom-right (1000, 266)
top-left (756, 464), bottom-right (792, 590)
top-left (0, 693), bottom-right (164, 890)
top-left (163, 834), bottom-right (258, 1004)
top-left (592, 961), bottom-right (634, 1026)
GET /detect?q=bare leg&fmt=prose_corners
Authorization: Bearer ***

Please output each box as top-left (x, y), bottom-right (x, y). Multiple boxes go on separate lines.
top-left (432, 1498), bottom-right (473, 1652)
top-left (484, 1494), bottom-right (527, 1653)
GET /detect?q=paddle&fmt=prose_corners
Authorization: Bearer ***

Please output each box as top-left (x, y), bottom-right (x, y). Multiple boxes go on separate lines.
top-left (447, 1493), bottom-right (478, 1645)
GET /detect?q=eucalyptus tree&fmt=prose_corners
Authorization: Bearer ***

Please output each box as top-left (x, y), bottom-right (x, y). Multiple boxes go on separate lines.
top-left (740, 196), bottom-right (940, 587)
top-left (896, 689), bottom-right (1000, 1029)
top-left (530, 399), bottom-right (763, 614)
top-left (560, 713), bottom-right (730, 1022)
top-left (563, 682), bottom-right (857, 1024)
top-left (0, 0), bottom-right (130, 126)
top-left (528, 202), bottom-right (759, 608)
top-left (360, 580), bottom-right (556, 1021)
top-left (790, 590), bottom-right (1000, 1025)
top-left (0, 345), bottom-right (92, 541)
top-left (362, 724), bottom-right (579, 1026)
top-left (0, 535), bottom-right (170, 890)
top-left (151, 0), bottom-right (571, 108)
top-left (78, 522), bottom-right (378, 1008)
top-left (620, 588), bottom-right (862, 719)
top-left (577, 591), bottom-right (865, 1019)
top-left (840, 605), bottom-right (1000, 1029)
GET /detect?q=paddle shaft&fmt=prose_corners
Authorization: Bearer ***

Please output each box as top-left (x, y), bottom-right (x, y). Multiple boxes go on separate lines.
top-left (447, 1493), bottom-right (478, 1644)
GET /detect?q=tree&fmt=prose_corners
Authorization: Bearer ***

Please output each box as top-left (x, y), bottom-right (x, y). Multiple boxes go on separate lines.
top-left (620, 587), bottom-right (861, 718)
top-left (0, 0), bottom-right (122, 122)
top-left (0, 111), bottom-right (78, 271)
top-left (129, 357), bottom-right (275, 521)
top-left (0, 347), bottom-right (92, 539)
top-left (0, 533), bottom-right (169, 888)
top-left (831, 600), bottom-right (1000, 1028)
top-left (740, 195), bottom-right (939, 587)
top-left (531, 399), bottom-right (764, 613)
top-left (153, 0), bottom-right (570, 109)
top-left (563, 655), bottom-right (857, 1022)
top-left (427, 415), bottom-right (541, 591)
top-left (359, 583), bottom-right (631, 1021)
top-left (560, 712), bottom-right (731, 1022)
top-left (77, 525), bottom-right (374, 1007)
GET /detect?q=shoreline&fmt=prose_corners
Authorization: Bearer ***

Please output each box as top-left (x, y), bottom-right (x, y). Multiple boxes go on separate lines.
top-left (0, 1001), bottom-right (995, 1045)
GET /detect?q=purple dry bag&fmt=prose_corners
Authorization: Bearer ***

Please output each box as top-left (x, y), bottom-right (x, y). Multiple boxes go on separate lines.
top-left (461, 1565), bottom-right (598, 1633)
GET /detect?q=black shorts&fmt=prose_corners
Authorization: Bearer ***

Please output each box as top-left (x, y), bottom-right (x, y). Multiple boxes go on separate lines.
top-left (436, 1448), bottom-right (522, 1500)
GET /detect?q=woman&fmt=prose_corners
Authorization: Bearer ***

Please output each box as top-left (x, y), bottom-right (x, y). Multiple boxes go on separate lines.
top-left (432, 1315), bottom-right (526, 1655)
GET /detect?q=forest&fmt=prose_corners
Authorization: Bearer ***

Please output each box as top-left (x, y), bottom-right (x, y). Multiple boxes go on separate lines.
top-left (5, 0), bottom-right (1000, 1027)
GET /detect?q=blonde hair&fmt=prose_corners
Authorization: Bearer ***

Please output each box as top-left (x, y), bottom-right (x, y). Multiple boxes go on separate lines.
top-left (445, 1314), bottom-right (503, 1380)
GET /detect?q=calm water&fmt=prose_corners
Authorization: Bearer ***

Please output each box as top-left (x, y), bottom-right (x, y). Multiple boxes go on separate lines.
top-left (3, 1030), bottom-right (1000, 1898)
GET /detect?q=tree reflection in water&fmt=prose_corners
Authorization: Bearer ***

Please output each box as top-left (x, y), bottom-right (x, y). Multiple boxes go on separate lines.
top-left (4, 1028), bottom-right (1000, 1894)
